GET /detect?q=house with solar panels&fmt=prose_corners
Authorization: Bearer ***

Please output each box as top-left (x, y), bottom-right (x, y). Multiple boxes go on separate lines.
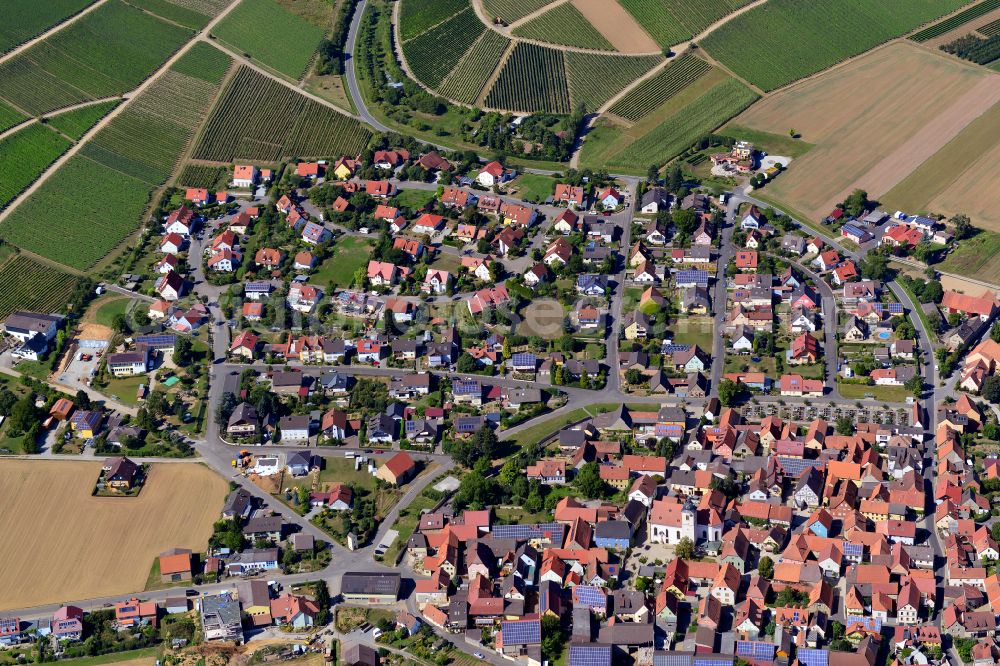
top-left (498, 619), bottom-right (540, 661)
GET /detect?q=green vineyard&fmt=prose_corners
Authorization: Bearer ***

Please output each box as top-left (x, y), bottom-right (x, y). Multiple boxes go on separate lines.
top-left (126, 0), bottom-right (213, 29)
top-left (485, 43), bottom-right (571, 114)
top-left (0, 0), bottom-right (94, 55)
top-left (403, 8), bottom-right (486, 88)
top-left (170, 41), bottom-right (234, 84)
top-left (45, 100), bottom-right (119, 140)
top-left (608, 54), bottom-right (710, 121)
top-left (178, 164), bottom-right (229, 190)
top-left (0, 254), bottom-right (81, 320)
top-left (512, 3), bottom-right (615, 51)
top-left (0, 0), bottom-right (192, 116)
top-left (482, 0), bottom-right (554, 25)
top-left (617, 0), bottom-right (692, 47)
top-left (981, 17), bottom-right (1000, 36)
top-left (193, 66), bottom-right (373, 162)
top-left (0, 101), bottom-right (27, 134)
top-left (213, 0), bottom-right (327, 79)
top-left (437, 31), bottom-right (511, 104)
top-left (398, 0), bottom-right (467, 41)
top-left (909, 0), bottom-right (1000, 41)
top-left (565, 52), bottom-right (664, 113)
top-left (702, 0), bottom-right (967, 91)
top-left (0, 124), bottom-right (72, 210)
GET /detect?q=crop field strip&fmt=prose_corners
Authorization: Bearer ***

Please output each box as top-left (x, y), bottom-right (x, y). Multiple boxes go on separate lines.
top-left (485, 42), bottom-right (571, 114)
top-left (512, 3), bottom-right (616, 51)
top-left (193, 66), bottom-right (373, 162)
top-left (701, 0), bottom-right (968, 92)
top-left (616, 0), bottom-right (692, 46)
top-left (402, 8), bottom-right (486, 89)
top-left (665, 0), bottom-right (755, 35)
top-left (179, 164), bottom-right (229, 189)
top-left (0, 101), bottom-right (28, 134)
top-left (0, 124), bottom-right (72, 211)
top-left (0, 0), bottom-right (192, 117)
top-left (0, 48), bottom-right (233, 271)
top-left (213, 0), bottom-right (327, 80)
top-left (171, 41), bottom-right (234, 84)
top-left (608, 53), bottom-right (711, 121)
top-left (607, 77), bottom-right (759, 168)
top-left (565, 52), bottom-right (664, 112)
top-left (125, 0), bottom-right (214, 29)
top-left (436, 31), bottom-right (511, 104)
top-left (0, 0), bottom-right (95, 56)
top-left (981, 17), bottom-right (1000, 36)
top-left (482, 0), bottom-right (555, 24)
top-left (45, 100), bottom-right (120, 140)
top-left (0, 255), bottom-right (82, 319)
top-left (909, 0), bottom-right (1000, 41)
top-left (398, 0), bottom-right (467, 42)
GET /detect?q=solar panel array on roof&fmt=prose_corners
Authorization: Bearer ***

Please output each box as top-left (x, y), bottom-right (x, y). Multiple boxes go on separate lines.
top-left (491, 523), bottom-right (564, 541)
top-left (568, 644), bottom-right (612, 666)
top-left (501, 619), bottom-right (540, 645)
top-left (797, 649), bottom-right (829, 666)
top-left (777, 457), bottom-right (823, 478)
top-left (692, 659), bottom-right (734, 666)
top-left (572, 585), bottom-right (607, 609)
top-left (843, 543), bottom-right (864, 557)
top-left (135, 335), bottom-right (177, 346)
top-left (676, 270), bottom-right (709, 283)
top-left (661, 344), bottom-right (691, 354)
top-left (847, 615), bottom-right (881, 631)
top-left (736, 641), bottom-right (776, 661)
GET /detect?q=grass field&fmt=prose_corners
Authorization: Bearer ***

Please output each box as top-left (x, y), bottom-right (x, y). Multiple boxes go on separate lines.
top-left (193, 66), bottom-right (372, 162)
top-left (701, 0), bottom-right (967, 91)
top-left (392, 188), bottom-right (434, 210)
top-left (46, 100), bottom-right (119, 140)
top-left (437, 31), bottom-right (511, 104)
top-left (510, 173), bottom-right (556, 203)
top-left (311, 236), bottom-right (373, 288)
top-left (213, 0), bottom-right (327, 80)
top-left (0, 254), bottom-right (81, 319)
top-left (736, 43), bottom-right (999, 225)
top-left (938, 231), bottom-right (1000, 284)
top-left (0, 124), bottom-right (72, 210)
top-left (565, 52), bottom-right (663, 112)
top-left (718, 124), bottom-right (815, 158)
top-left (485, 43), bottom-right (570, 114)
top-left (94, 296), bottom-right (134, 327)
top-left (57, 649), bottom-right (158, 666)
top-left (672, 316), bottom-right (714, 351)
top-left (0, 460), bottom-right (226, 610)
top-left (513, 2), bottom-right (615, 51)
top-left (398, 0), bottom-right (466, 40)
top-left (0, 0), bottom-right (192, 116)
top-left (0, 0), bottom-right (95, 55)
top-left (402, 8), bottom-right (485, 89)
top-left (837, 381), bottom-right (911, 403)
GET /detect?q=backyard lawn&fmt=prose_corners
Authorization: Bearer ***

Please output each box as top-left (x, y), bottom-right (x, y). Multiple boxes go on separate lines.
top-left (311, 236), bottom-right (372, 289)
top-left (393, 188), bottom-right (435, 211)
top-left (100, 375), bottom-right (148, 407)
top-left (94, 297), bottom-right (135, 328)
top-left (508, 173), bottom-right (556, 203)
top-left (672, 316), bottom-right (714, 350)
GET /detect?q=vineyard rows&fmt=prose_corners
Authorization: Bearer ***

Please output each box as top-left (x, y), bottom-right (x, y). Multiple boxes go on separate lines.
top-left (0, 124), bottom-right (71, 210)
top-left (616, 0), bottom-right (692, 47)
top-left (437, 31), bottom-right (511, 104)
top-left (0, 0), bottom-right (93, 56)
top-left (981, 17), bottom-right (1000, 36)
top-left (399, 0), bottom-right (467, 41)
top-left (608, 54), bottom-right (710, 121)
top-left (482, 0), bottom-right (554, 25)
top-left (665, 0), bottom-right (754, 35)
top-left (127, 0), bottom-right (212, 29)
top-left (179, 164), bottom-right (228, 189)
top-left (403, 8), bottom-right (485, 89)
top-left (0, 0), bottom-right (191, 116)
top-left (0, 101), bottom-right (26, 134)
top-left (910, 0), bottom-right (1000, 41)
top-left (170, 42), bottom-right (233, 84)
top-left (485, 43), bottom-right (570, 114)
top-left (46, 100), bottom-right (119, 140)
top-left (0, 156), bottom-right (152, 270)
top-left (81, 70), bottom-right (217, 186)
top-left (702, 0), bottom-right (967, 91)
top-left (0, 45), bottom-right (231, 271)
top-left (213, 0), bottom-right (326, 79)
top-left (565, 52), bottom-right (663, 113)
top-left (512, 3), bottom-right (615, 51)
top-left (608, 77), bottom-right (758, 168)
top-left (193, 67), bottom-right (372, 162)
top-left (0, 255), bottom-right (81, 320)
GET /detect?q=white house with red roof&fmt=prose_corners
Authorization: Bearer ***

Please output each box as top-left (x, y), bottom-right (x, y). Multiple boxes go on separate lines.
top-left (156, 271), bottom-right (184, 301)
top-left (423, 269), bottom-right (450, 295)
top-left (477, 161), bottom-right (511, 187)
top-left (160, 233), bottom-right (184, 255)
top-left (296, 162), bottom-right (323, 179)
top-left (232, 165), bottom-right (258, 188)
top-left (368, 260), bottom-right (399, 286)
top-left (287, 284), bottom-right (321, 313)
top-left (165, 206), bottom-right (196, 236)
top-left (155, 254), bottom-right (178, 274)
top-left (555, 183), bottom-right (586, 209)
top-left (597, 187), bottom-right (623, 210)
top-left (412, 213), bottom-right (445, 236)
top-left (185, 188), bottom-right (212, 206)
top-left (468, 285), bottom-right (510, 315)
top-left (208, 249), bottom-right (240, 273)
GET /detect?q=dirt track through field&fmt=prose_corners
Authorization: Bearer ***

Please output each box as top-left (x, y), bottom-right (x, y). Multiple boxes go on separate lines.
top-left (0, 461), bottom-right (226, 610)
top-left (571, 0), bottom-right (659, 54)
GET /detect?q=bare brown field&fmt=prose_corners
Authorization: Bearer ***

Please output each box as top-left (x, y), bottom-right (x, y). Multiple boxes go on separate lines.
top-left (571, 0), bottom-right (659, 54)
top-left (940, 273), bottom-right (1000, 296)
top-left (929, 138), bottom-right (1000, 232)
top-left (734, 43), bottom-right (999, 221)
top-left (0, 461), bottom-right (226, 610)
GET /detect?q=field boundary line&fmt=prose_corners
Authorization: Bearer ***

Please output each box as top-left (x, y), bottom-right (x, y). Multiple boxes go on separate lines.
top-left (0, 117), bottom-right (38, 142)
top-left (435, 28), bottom-right (489, 93)
top-left (0, 0), bottom-right (246, 228)
top-left (473, 39), bottom-right (517, 106)
top-left (0, 0), bottom-right (111, 68)
top-left (399, 6), bottom-right (467, 44)
top-left (504, 0), bottom-right (570, 31)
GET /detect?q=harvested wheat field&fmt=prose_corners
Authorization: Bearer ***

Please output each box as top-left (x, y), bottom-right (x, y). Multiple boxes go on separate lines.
top-left (0, 460), bottom-right (226, 610)
top-left (732, 42), bottom-right (1000, 222)
top-left (571, 0), bottom-right (659, 53)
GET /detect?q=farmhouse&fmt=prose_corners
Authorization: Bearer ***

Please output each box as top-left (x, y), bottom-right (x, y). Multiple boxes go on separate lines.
top-left (159, 549), bottom-right (193, 583)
